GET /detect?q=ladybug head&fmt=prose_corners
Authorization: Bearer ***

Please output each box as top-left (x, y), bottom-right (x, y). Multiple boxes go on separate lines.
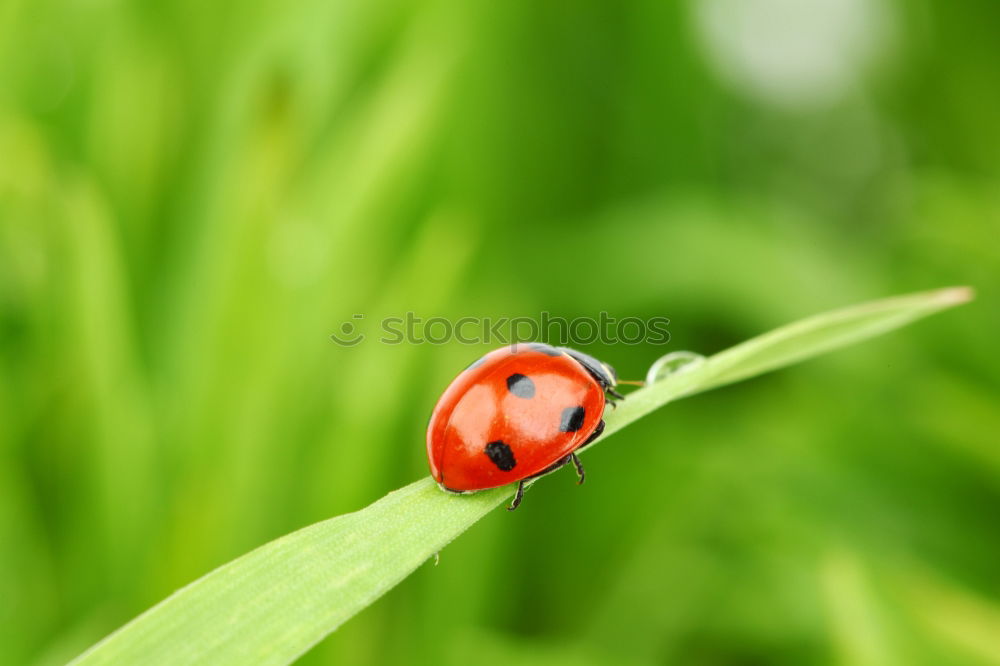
top-left (558, 347), bottom-right (617, 390)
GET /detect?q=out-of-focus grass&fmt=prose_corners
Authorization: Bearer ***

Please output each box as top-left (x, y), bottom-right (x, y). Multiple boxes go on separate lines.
top-left (1, 0), bottom-right (999, 665)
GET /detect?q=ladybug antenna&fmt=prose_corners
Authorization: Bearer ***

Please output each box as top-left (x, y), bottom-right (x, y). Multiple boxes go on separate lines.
top-left (616, 379), bottom-right (646, 387)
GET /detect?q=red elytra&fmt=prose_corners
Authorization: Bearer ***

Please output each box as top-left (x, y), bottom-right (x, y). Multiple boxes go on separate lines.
top-left (426, 343), bottom-right (621, 510)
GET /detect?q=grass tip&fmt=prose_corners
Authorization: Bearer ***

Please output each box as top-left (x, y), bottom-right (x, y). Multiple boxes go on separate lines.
top-left (933, 286), bottom-right (975, 306)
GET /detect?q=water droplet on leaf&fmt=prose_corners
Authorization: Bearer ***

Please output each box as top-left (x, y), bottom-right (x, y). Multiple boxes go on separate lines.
top-left (645, 351), bottom-right (706, 385)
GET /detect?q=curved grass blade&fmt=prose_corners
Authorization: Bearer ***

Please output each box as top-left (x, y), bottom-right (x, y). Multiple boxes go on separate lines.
top-left (602, 286), bottom-right (974, 441)
top-left (72, 286), bottom-right (973, 665)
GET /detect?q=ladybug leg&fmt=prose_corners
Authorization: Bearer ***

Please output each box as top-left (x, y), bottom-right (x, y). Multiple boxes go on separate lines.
top-left (604, 390), bottom-right (623, 410)
top-left (507, 480), bottom-right (526, 511)
top-left (577, 419), bottom-right (605, 450)
top-left (507, 418), bottom-right (605, 510)
top-left (570, 453), bottom-right (585, 485)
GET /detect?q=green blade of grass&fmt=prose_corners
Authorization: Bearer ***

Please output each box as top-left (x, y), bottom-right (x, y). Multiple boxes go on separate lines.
top-left (602, 286), bottom-right (974, 440)
top-left (71, 286), bottom-right (973, 666)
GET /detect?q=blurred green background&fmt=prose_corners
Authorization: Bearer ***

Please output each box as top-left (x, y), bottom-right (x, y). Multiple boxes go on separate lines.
top-left (2, 0), bottom-right (999, 664)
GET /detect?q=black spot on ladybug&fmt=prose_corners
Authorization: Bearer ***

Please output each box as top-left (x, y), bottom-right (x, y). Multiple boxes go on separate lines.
top-left (485, 440), bottom-right (516, 471)
top-left (528, 343), bottom-right (561, 356)
top-left (559, 406), bottom-right (586, 432)
top-left (506, 373), bottom-right (535, 399)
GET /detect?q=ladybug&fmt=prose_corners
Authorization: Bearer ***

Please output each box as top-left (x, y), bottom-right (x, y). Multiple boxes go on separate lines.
top-left (427, 343), bottom-right (624, 510)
